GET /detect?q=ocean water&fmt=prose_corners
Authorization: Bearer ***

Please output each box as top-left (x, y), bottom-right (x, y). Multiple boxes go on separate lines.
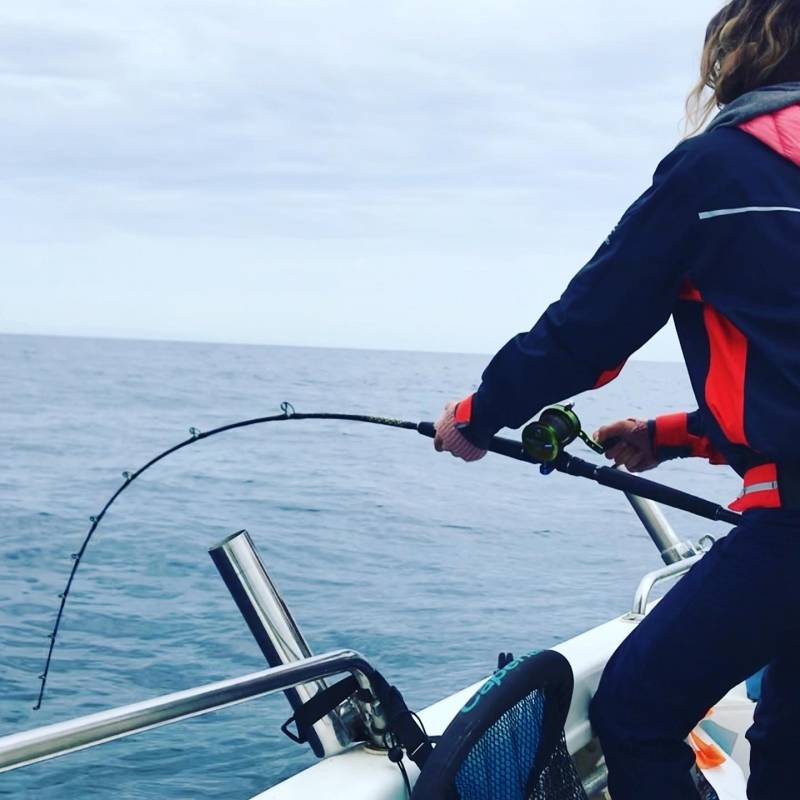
top-left (0, 334), bottom-right (740, 799)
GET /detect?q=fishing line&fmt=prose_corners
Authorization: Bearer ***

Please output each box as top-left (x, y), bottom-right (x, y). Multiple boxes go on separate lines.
top-left (34, 402), bottom-right (418, 711)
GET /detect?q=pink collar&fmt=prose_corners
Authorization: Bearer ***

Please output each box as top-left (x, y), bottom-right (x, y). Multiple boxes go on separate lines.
top-left (739, 104), bottom-right (800, 167)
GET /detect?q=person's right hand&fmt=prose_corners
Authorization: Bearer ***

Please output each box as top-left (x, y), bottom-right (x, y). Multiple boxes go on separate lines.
top-left (593, 418), bottom-right (658, 473)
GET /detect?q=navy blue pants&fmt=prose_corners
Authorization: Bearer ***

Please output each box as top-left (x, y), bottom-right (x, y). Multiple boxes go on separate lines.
top-left (590, 509), bottom-right (800, 799)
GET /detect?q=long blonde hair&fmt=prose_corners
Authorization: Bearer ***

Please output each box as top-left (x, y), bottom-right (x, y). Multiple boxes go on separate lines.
top-left (687, 0), bottom-right (800, 131)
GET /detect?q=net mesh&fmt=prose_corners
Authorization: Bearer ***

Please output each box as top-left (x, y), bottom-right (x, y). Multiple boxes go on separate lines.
top-left (453, 689), bottom-right (588, 800)
top-left (529, 736), bottom-right (589, 800)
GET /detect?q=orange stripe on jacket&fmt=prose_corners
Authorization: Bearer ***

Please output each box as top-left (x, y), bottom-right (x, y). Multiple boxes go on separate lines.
top-left (679, 279), bottom-right (703, 302)
top-left (594, 361), bottom-right (625, 389)
top-left (453, 394), bottom-right (474, 426)
top-left (676, 278), bottom-right (749, 449)
top-left (729, 463), bottom-right (782, 512)
top-left (653, 413), bottom-right (727, 465)
top-left (704, 306), bottom-right (749, 447)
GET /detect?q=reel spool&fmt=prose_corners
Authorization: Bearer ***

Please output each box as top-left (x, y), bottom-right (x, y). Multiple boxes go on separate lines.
top-left (522, 404), bottom-right (604, 463)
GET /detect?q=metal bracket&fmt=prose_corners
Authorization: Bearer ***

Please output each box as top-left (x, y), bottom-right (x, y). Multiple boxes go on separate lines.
top-left (627, 553), bottom-right (704, 619)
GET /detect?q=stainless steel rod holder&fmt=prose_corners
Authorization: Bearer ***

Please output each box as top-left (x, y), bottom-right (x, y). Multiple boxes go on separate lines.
top-left (624, 493), bottom-right (696, 564)
top-left (0, 649), bottom-right (377, 774)
top-left (209, 530), bottom-right (356, 757)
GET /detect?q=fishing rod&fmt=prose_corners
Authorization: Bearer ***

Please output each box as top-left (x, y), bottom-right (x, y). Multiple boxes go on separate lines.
top-left (417, 404), bottom-right (742, 527)
top-left (34, 402), bottom-right (740, 710)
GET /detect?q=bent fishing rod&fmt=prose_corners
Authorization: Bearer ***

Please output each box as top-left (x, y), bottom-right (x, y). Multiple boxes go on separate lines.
top-left (33, 401), bottom-right (740, 710)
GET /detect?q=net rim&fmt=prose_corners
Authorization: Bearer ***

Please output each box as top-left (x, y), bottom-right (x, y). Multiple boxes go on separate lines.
top-left (410, 649), bottom-right (576, 799)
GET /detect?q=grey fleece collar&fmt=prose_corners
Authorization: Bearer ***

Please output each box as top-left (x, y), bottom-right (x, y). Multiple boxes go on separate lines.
top-left (707, 82), bottom-right (800, 131)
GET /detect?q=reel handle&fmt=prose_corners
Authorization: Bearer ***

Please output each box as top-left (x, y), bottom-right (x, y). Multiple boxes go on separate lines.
top-left (599, 436), bottom-right (621, 452)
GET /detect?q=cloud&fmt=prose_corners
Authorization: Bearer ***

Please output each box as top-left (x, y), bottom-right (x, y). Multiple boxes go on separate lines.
top-left (1, 0), bottom-right (723, 358)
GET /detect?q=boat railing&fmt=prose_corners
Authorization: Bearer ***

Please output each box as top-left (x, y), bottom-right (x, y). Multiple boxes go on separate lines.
top-left (0, 529), bottom-right (391, 775)
top-left (629, 553), bottom-right (704, 618)
top-left (0, 648), bottom-right (382, 774)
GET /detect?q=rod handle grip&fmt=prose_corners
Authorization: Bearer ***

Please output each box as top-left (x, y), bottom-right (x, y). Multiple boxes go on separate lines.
top-left (417, 422), bottom-right (436, 439)
top-left (417, 423), bottom-right (537, 463)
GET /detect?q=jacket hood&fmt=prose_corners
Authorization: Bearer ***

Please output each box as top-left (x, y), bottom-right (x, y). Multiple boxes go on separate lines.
top-left (708, 82), bottom-right (800, 168)
top-left (706, 82), bottom-right (800, 131)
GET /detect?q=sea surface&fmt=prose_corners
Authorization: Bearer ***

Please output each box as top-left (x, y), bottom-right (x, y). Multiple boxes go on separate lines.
top-left (0, 334), bottom-right (740, 799)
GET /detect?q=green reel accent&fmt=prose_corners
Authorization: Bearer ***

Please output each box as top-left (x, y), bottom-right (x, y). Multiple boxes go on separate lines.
top-left (522, 404), bottom-right (605, 463)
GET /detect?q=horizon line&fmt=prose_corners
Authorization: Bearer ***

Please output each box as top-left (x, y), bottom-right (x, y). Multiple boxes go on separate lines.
top-left (0, 329), bottom-right (684, 364)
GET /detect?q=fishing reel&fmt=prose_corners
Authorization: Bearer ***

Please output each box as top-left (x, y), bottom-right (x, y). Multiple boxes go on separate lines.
top-left (521, 404), bottom-right (605, 465)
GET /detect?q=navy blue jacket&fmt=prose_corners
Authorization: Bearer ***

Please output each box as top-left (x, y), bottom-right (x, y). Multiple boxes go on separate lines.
top-left (462, 84), bottom-right (800, 511)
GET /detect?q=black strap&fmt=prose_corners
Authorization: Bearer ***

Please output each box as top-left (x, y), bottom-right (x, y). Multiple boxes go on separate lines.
top-left (376, 678), bottom-right (434, 769)
top-left (281, 669), bottom-right (434, 772)
top-left (281, 675), bottom-right (360, 744)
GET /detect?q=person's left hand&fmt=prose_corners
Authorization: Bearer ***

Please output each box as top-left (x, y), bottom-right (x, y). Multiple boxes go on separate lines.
top-left (433, 400), bottom-right (487, 462)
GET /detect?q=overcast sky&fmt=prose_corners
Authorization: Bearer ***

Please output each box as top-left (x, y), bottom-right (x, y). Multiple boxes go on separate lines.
top-left (2, 0), bottom-right (722, 358)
